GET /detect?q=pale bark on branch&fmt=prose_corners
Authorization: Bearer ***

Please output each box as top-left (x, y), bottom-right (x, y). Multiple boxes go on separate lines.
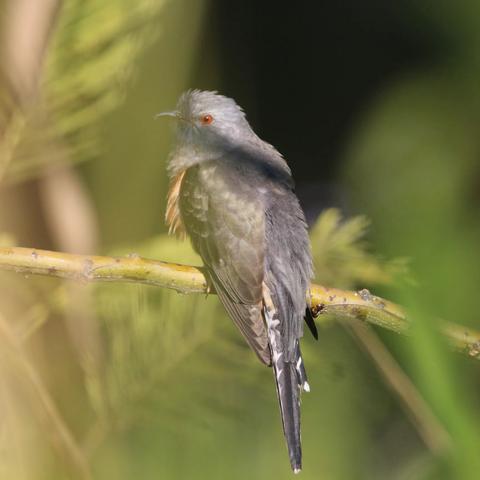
top-left (0, 246), bottom-right (479, 359)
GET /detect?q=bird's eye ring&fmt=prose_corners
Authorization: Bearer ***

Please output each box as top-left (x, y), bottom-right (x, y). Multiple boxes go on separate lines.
top-left (200, 114), bottom-right (214, 125)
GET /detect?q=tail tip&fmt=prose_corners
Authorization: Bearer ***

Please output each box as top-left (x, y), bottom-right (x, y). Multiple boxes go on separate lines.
top-left (293, 467), bottom-right (302, 474)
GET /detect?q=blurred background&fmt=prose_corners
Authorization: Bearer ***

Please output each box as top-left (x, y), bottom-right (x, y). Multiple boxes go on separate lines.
top-left (1, 1), bottom-right (480, 479)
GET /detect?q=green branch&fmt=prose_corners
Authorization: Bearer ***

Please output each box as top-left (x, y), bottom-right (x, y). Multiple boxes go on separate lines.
top-left (0, 246), bottom-right (479, 359)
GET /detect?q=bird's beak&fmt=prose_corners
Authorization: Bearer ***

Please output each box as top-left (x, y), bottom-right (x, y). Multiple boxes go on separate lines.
top-left (155, 110), bottom-right (193, 125)
top-left (155, 110), bottom-right (193, 124)
top-left (155, 110), bottom-right (180, 120)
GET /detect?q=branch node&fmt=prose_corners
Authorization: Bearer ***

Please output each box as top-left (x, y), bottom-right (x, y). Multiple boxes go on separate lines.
top-left (358, 288), bottom-right (373, 302)
top-left (82, 258), bottom-right (94, 280)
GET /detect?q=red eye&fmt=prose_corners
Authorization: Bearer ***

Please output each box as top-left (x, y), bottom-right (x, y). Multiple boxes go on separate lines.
top-left (200, 114), bottom-right (213, 125)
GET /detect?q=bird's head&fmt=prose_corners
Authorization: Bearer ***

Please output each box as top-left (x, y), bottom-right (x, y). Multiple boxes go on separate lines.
top-left (157, 90), bottom-right (254, 152)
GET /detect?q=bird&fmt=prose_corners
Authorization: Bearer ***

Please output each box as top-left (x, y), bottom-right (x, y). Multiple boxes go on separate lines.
top-left (158, 90), bottom-right (316, 473)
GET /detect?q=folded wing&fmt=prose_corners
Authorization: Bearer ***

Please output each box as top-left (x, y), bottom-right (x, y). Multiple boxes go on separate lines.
top-left (180, 164), bottom-right (270, 365)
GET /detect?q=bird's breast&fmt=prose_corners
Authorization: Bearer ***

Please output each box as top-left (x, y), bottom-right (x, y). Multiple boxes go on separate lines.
top-left (177, 162), bottom-right (265, 243)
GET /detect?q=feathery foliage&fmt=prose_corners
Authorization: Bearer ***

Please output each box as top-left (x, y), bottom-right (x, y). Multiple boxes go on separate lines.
top-left (310, 208), bottom-right (408, 289)
top-left (4, 0), bottom-right (167, 183)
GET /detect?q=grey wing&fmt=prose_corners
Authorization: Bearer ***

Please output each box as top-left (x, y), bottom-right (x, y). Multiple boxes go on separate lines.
top-left (180, 165), bottom-right (271, 365)
top-left (264, 188), bottom-right (313, 362)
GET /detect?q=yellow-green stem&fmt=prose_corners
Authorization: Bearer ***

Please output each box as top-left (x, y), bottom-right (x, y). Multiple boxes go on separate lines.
top-left (0, 246), bottom-right (478, 359)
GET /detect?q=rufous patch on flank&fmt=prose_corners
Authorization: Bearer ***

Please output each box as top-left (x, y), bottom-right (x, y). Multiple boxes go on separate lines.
top-left (166, 169), bottom-right (186, 239)
top-left (262, 282), bottom-right (275, 314)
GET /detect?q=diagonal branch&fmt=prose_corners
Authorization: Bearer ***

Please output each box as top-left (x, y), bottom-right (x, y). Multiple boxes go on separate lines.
top-left (0, 246), bottom-right (479, 359)
top-left (346, 320), bottom-right (451, 453)
top-left (0, 314), bottom-right (91, 479)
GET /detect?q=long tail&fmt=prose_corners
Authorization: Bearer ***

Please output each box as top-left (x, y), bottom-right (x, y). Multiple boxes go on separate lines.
top-left (264, 306), bottom-right (309, 473)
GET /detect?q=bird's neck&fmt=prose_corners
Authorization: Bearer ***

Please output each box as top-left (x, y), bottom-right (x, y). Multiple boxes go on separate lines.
top-left (167, 142), bottom-right (228, 178)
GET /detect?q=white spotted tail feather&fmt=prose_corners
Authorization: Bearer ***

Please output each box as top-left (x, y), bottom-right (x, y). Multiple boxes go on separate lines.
top-left (263, 287), bottom-right (310, 474)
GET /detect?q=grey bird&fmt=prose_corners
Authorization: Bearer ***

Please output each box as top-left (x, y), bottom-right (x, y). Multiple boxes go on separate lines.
top-left (159, 90), bottom-right (315, 473)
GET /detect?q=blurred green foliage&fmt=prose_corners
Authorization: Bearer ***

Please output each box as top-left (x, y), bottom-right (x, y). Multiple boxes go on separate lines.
top-left (1, 1), bottom-right (480, 480)
top-left (343, 32), bottom-right (480, 480)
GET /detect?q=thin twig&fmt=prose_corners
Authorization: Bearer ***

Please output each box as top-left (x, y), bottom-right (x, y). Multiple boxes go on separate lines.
top-left (0, 246), bottom-right (479, 359)
top-left (347, 321), bottom-right (451, 454)
top-left (0, 314), bottom-right (91, 479)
